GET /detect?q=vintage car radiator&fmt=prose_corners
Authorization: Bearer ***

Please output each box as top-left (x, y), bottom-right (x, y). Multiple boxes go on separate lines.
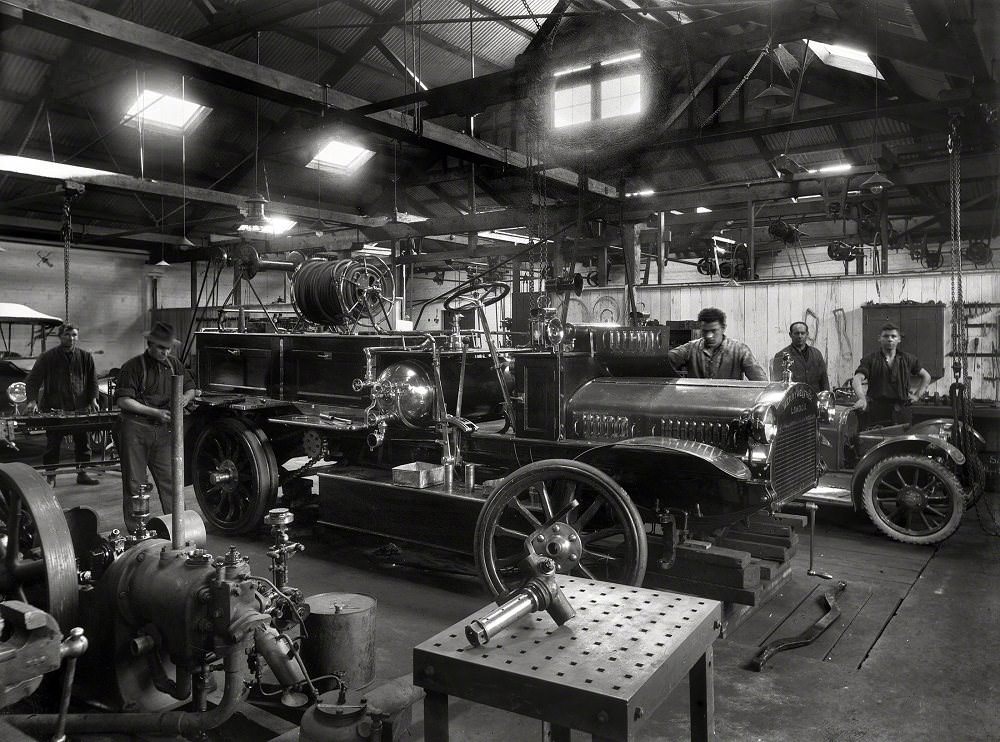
top-left (565, 377), bottom-right (819, 501)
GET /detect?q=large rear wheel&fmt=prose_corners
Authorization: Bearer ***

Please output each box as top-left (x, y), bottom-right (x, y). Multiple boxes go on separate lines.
top-left (861, 455), bottom-right (964, 544)
top-left (474, 460), bottom-right (647, 597)
top-left (192, 417), bottom-right (278, 534)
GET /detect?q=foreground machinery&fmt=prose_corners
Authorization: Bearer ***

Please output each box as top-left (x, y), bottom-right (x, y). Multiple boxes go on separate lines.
top-left (187, 251), bottom-right (824, 597)
top-left (0, 451), bottom-right (319, 737)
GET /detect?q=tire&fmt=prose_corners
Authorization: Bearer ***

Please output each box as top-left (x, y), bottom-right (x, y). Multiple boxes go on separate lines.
top-left (861, 454), bottom-right (964, 545)
top-left (192, 417), bottom-right (279, 534)
top-left (474, 459), bottom-right (647, 597)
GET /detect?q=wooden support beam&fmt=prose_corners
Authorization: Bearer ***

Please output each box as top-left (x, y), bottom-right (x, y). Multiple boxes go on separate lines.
top-left (185, 0), bottom-right (337, 47)
top-left (1, 0), bottom-right (616, 198)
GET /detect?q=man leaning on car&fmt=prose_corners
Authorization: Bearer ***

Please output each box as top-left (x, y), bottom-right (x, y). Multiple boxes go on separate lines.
top-left (852, 322), bottom-right (931, 428)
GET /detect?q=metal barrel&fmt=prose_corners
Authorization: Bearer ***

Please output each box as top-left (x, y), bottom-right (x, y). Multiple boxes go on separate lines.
top-left (301, 593), bottom-right (377, 691)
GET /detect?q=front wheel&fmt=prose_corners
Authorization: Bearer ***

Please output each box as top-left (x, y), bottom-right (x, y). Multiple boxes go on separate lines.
top-left (474, 459), bottom-right (647, 597)
top-left (861, 455), bottom-right (964, 545)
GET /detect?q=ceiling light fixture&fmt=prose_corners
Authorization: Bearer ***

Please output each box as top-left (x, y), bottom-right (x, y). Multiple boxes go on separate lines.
top-left (863, 1), bottom-right (893, 195)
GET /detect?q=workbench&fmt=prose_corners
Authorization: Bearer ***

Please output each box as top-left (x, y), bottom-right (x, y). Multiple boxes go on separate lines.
top-left (413, 577), bottom-right (722, 741)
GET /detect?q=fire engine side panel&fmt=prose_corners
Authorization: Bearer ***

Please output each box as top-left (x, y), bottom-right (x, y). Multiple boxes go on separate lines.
top-left (196, 332), bottom-right (281, 396)
top-left (282, 335), bottom-right (404, 406)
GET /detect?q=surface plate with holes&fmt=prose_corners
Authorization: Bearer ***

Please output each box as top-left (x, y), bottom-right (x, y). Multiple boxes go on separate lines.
top-left (413, 576), bottom-right (722, 740)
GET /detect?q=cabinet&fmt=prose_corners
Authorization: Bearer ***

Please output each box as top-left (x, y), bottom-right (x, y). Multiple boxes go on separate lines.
top-left (861, 303), bottom-right (944, 379)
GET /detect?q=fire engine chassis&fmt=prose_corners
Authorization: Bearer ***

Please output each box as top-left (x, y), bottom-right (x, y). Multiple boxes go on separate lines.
top-left (187, 279), bottom-right (821, 597)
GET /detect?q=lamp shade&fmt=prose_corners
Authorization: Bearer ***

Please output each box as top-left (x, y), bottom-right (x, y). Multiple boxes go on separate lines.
top-left (242, 193), bottom-right (269, 228)
top-left (861, 171), bottom-right (894, 194)
top-left (751, 84), bottom-right (794, 108)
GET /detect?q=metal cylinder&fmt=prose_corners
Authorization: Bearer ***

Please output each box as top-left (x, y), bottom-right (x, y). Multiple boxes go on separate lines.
top-left (170, 374), bottom-right (185, 549)
top-left (149, 511), bottom-right (207, 548)
top-left (465, 592), bottom-right (537, 647)
top-left (464, 463), bottom-right (477, 490)
top-left (300, 593), bottom-right (377, 691)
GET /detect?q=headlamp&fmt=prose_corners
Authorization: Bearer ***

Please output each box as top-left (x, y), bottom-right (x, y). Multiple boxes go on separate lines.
top-left (751, 404), bottom-right (778, 443)
top-left (6, 381), bottom-right (27, 404)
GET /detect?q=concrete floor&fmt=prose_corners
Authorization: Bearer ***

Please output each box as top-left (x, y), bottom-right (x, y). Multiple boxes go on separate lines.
top-left (13, 457), bottom-right (1000, 741)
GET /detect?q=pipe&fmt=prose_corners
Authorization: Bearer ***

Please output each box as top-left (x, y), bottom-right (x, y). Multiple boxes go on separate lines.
top-left (6, 652), bottom-right (249, 736)
top-left (171, 374), bottom-right (185, 549)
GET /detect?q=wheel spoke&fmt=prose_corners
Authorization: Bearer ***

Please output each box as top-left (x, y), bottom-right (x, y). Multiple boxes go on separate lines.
top-left (878, 480), bottom-right (901, 493)
top-left (495, 525), bottom-right (530, 541)
top-left (925, 506), bottom-right (948, 519)
top-left (574, 562), bottom-right (597, 579)
top-left (581, 549), bottom-right (622, 564)
top-left (510, 497), bottom-right (542, 528)
top-left (495, 552), bottom-right (524, 569)
top-left (574, 499), bottom-right (603, 530)
top-left (537, 481), bottom-right (554, 521)
top-left (918, 511), bottom-right (932, 531)
top-left (582, 526), bottom-right (625, 545)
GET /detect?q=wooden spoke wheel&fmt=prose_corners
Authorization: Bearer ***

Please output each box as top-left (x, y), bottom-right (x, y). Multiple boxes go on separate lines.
top-left (193, 417), bottom-right (278, 534)
top-left (0, 462), bottom-right (78, 631)
top-left (861, 455), bottom-right (964, 545)
top-left (474, 459), bottom-right (647, 598)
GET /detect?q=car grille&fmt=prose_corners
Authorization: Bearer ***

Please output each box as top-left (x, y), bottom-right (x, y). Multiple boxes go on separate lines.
top-left (770, 414), bottom-right (818, 502)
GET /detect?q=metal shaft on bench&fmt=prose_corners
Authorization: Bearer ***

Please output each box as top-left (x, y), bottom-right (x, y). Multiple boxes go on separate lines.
top-left (805, 502), bottom-right (832, 580)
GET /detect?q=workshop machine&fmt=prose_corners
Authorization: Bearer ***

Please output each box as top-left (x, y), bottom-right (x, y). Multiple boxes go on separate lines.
top-left (187, 250), bottom-right (824, 597)
top-left (0, 459), bottom-right (322, 738)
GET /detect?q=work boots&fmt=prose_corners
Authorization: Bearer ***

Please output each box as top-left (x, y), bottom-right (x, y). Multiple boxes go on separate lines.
top-left (77, 471), bottom-right (99, 486)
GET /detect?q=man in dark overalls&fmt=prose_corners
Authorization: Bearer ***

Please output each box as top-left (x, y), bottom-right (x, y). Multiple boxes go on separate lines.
top-left (115, 322), bottom-right (196, 529)
top-left (851, 323), bottom-right (931, 428)
top-left (24, 323), bottom-right (100, 486)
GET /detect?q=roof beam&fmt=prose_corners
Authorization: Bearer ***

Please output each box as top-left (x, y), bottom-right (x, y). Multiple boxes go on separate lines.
top-left (185, 0), bottom-right (338, 47)
top-left (0, 0), bottom-right (616, 197)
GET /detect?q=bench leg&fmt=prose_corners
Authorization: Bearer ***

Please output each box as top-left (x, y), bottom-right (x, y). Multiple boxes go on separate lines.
top-left (424, 690), bottom-right (449, 742)
top-left (689, 647), bottom-right (715, 741)
top-left (542, 721), bottom-right (572, 741)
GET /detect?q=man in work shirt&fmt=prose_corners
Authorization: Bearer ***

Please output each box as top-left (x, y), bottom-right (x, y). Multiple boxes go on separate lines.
top-left (667, 307), bottom-right (767, 381)
top-left (771, 321), bottom-right (831, 393)
top-left (24, 323), bottom-right (100, 486)
top-left (115, 322), bottom-right (197, 529)
top-left (852, 323), bottom-right (931, 427)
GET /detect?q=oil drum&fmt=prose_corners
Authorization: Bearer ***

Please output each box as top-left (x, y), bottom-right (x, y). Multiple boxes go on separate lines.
top-left (300, 593), bottom-right (377, 691)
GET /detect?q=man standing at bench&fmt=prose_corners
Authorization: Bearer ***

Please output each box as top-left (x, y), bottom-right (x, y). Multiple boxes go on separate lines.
top-left (24, 323), bottom-right (100, 486)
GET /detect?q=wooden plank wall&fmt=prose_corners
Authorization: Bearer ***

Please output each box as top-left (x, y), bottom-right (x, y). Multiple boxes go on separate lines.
top-left (613, 270), bottom-right (999, 399)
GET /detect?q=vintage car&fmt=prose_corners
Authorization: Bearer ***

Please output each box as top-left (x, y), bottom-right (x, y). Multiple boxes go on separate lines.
top-left (807, 387), bottom-right (984, 544)
top-left (184, 254), bottom-right (825, 598)
top-left (0, 303), bottom-right (62, 416)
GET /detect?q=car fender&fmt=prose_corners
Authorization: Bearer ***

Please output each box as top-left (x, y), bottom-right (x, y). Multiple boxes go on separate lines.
top-left (850, 434), bottom-right (966, 509)
top-left (576, 435), bottom-right (751, 481)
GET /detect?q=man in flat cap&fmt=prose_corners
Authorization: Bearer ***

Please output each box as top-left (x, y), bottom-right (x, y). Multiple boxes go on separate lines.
top-left (115, 322), bottom-right (197, 529)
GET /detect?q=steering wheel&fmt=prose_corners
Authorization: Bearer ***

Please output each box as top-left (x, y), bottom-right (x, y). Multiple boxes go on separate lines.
top-left (442, 281), bottom-right (510, 312)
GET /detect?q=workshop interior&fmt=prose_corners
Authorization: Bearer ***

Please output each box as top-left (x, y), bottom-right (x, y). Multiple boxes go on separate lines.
top-left (0, 1), bottom-right (997, 740)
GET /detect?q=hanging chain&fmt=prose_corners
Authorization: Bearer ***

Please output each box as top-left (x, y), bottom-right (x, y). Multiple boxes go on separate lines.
top-left (948, 113), bottom-right (965, 381)
top-left (700, 36), bottom-right (772, 129)
top-left (518, 0), bottom-right (542, 32)
top-left (60, 187), bottom-right (81, 323)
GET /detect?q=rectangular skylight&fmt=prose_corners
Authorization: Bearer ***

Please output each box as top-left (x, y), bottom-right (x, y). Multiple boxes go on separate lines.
top-left (307, 140), bottom-right (376, 175)
top-left (0, 155), bottom-right (114, 180)
top-left (124, 90), bottom-right (211, 133)
top-left (238, 216), bottom-right (296, 235)
top-left (479, 230), bottom-right (531, 244)
top-left (625, 189), bottom-right (654, 197)
top-left (670, 209), bottom-right (684, 215)
top-left (805, 40), bottom-right (883, 80)
top-left (696, 206), bottom-right (713, 213)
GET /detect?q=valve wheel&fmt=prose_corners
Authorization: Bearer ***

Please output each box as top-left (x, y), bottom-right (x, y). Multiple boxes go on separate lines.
top-left (0, 462), bottom-right (78, 631)
top-left (193, 417), bottom-right (278, 534)
top-left (861, 455), bottom-right (964, 545)
top-left (474, 460), bottom-right (647, 597)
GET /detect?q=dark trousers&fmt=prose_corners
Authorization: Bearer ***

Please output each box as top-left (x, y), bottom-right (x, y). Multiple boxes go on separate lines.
top-left (119, 415), bottom-right (173, 530)
top-left (43, 414), bottom-right (91, 473)
top-left (863, 398), bottom-right (913, 429)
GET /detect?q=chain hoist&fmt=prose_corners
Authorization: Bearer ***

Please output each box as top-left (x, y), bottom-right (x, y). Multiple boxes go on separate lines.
top-left (60, 183), bottom-right (84, 323)
top-left (946, 111), bottom-right (986, 506)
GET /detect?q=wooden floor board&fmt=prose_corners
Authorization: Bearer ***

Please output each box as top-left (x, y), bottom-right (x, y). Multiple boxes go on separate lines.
top-left (795, 583), bottom-right (875, 662)
top-left (820, 589), bottom-right (904, 669)
top-left (727, 577), bottom-right (819, 647)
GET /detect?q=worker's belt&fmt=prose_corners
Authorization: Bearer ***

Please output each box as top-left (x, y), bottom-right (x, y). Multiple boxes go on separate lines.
top-left (119, 412), bottom-right (167, 426)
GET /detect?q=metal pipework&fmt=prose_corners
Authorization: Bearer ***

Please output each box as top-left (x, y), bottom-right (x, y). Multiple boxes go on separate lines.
top-left (171, 374), bottom-right (185, 549)
top-left (6, 650), bottom-right (250, 736)
top-left (464, 556), bottom-right (574, 647)
top-left (265, 508), bottom-right (304, 591)
top-left (52, 627), bottom-right (88, 742)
